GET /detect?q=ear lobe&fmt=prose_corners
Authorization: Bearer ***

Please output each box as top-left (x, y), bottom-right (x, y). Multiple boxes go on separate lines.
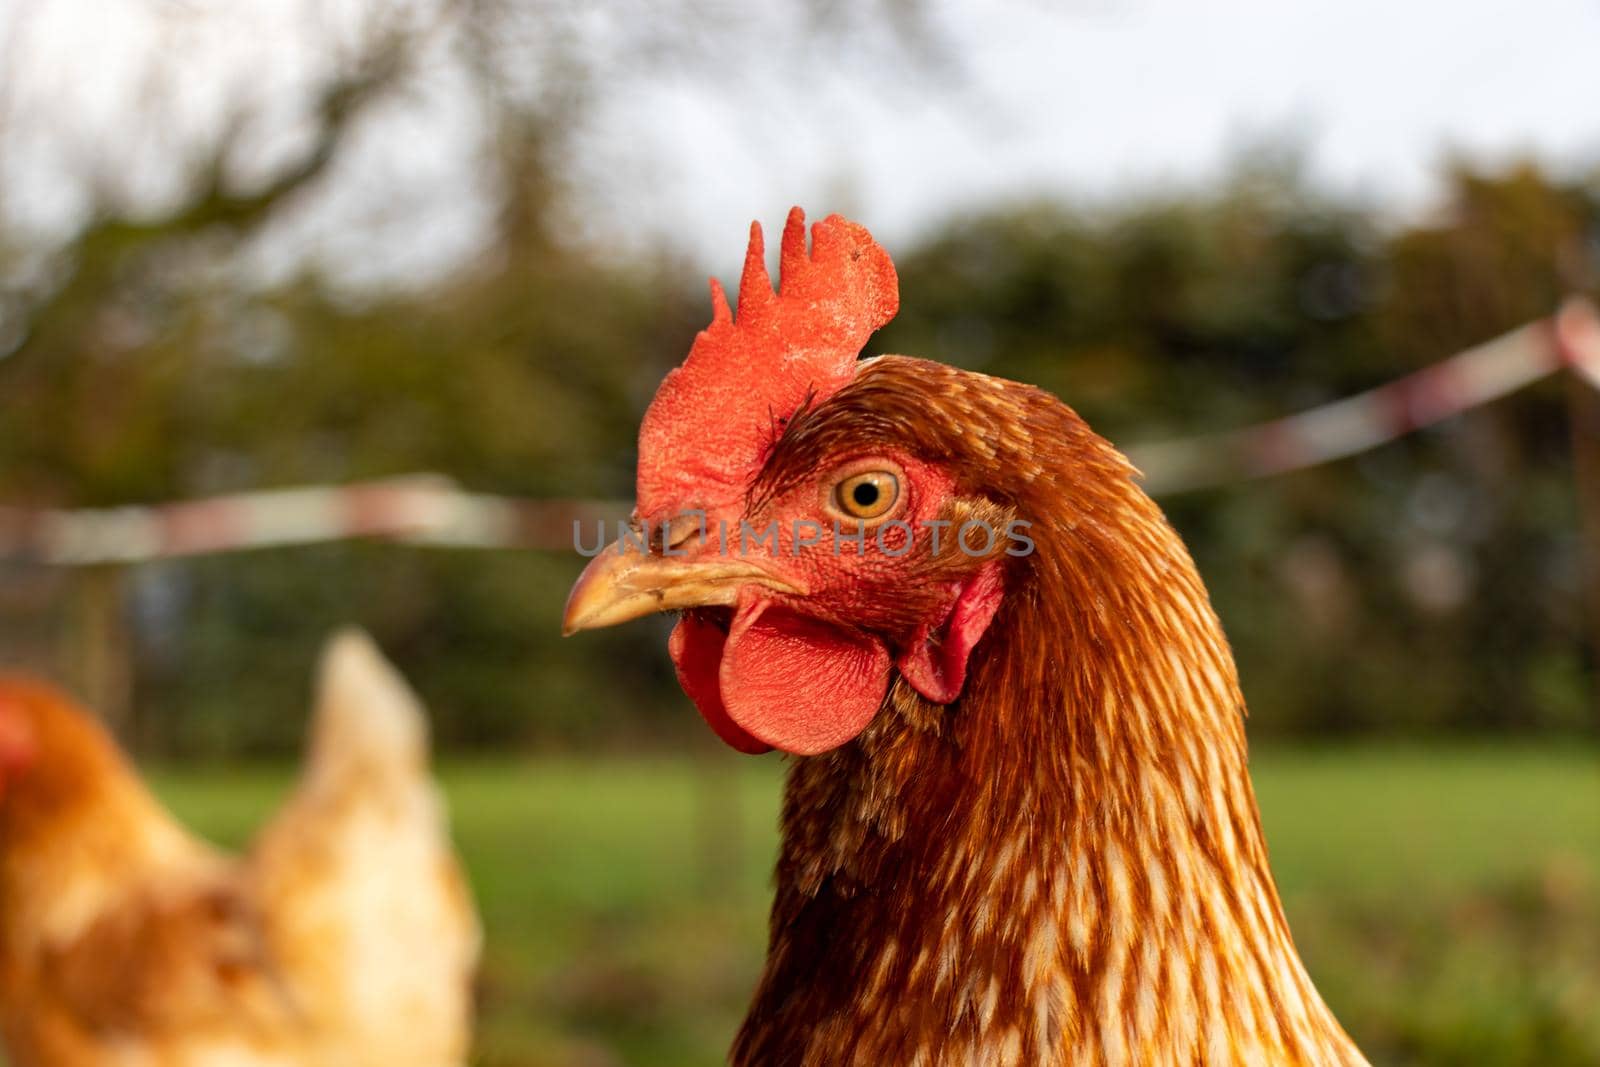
top-left (895, 562), bottom-right (1005, 705)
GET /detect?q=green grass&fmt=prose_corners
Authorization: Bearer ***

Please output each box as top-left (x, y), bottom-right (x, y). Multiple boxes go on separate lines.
top-left (145, 745), bottom-right (1600, 1067)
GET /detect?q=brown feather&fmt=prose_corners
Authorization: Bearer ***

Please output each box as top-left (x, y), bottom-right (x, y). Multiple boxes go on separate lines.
top-left (732, 357), bottom-right (1367, 1066)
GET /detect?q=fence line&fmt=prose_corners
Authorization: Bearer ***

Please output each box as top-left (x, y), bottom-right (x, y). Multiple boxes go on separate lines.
top-left (0, 477), bottom-right (620, 565)
top-left (2, 300), bottom-right (1598, 565)
top-left (1129, 297), bottom-right (1600, 494)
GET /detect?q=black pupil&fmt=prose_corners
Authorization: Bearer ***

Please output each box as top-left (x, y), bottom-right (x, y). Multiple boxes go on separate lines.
top-left (851, 481), bottom-right (880, 508)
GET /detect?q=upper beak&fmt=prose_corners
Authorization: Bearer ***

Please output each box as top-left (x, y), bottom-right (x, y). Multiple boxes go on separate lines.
top-left (562, 539), bottom-right (804, 635)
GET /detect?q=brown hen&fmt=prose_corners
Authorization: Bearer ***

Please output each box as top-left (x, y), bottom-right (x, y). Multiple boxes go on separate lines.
top-left (565, 208), bottom-right (1369, 1066)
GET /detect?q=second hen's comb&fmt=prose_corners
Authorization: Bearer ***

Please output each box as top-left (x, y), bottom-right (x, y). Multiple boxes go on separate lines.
top-left (0, 689), bottom-right (36, 795)
top-left (636, 208), bottom-right (899, 517)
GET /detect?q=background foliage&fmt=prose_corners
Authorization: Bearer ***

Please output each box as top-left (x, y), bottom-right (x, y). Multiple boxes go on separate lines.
top-left (5, 154), bottom-right (1595, 750)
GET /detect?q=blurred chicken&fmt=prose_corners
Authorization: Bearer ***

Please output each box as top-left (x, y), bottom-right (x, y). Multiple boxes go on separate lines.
top-left (0, 630), bottom-right (479, 1067)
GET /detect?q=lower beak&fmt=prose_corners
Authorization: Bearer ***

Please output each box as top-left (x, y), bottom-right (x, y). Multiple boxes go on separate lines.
top-left (562, 540), bottom-right (803, 635)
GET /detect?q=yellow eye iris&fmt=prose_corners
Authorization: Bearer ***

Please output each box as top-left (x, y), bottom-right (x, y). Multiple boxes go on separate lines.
top-left (833, 470), bottom-right (900, 521)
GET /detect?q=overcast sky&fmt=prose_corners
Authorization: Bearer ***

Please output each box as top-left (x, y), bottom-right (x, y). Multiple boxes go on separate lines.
top-left (589, 0), bottom-right (1600, 262)
top-left (6, 0), bottom-right (1600, 281)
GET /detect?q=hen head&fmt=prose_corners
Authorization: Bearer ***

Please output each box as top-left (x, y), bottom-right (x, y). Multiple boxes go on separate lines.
top-left (564, 209), bottom-right (1081, 756)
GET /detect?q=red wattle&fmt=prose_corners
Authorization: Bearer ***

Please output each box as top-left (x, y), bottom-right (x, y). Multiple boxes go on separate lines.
top-left (668, 594), bottom-right (893, 757)
top-left (719, 596), bottom-right (890, 756)
top-left (669, 615), bottom-right (772, 754)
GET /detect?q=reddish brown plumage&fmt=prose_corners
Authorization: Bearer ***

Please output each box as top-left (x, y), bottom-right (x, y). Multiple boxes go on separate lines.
top-left (570, 211), bottom-right (1369, 1065)
top-left (730, 358), bottom-right (1367, 1065)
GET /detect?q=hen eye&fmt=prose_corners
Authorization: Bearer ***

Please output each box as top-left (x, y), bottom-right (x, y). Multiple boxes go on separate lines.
top-left (833, 471), bottom-right (900, 521)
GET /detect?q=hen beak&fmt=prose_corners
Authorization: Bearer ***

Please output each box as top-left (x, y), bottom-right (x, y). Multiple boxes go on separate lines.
top-left (562, 540), bottom-right (804, 635)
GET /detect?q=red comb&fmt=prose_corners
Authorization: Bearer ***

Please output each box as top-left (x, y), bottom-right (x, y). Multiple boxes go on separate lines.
top-left (636, 208), bottom-right (899, 517)
top-left (0, 691), bottom-right (35, 793)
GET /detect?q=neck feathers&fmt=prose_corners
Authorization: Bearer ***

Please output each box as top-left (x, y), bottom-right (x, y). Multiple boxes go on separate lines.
top-left (735, 384), bottom-right (1365, 1066)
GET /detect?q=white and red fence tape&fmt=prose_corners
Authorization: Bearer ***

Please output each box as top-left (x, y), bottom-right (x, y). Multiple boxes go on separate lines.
top-left (0, 479), bottom-right (619, 565)
top-left (3, 300), bottom-right (1598, 565)
top-left (1129, 297), bottom-right (1600, 494)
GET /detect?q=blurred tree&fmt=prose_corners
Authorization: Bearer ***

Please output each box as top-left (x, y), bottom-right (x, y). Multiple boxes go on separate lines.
top-left (0, 0), bottom-right (948, 752)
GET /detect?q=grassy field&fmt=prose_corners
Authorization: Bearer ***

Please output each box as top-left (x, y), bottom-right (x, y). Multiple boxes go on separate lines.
top-left (146, 745), bottom-right (1600, 1067)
